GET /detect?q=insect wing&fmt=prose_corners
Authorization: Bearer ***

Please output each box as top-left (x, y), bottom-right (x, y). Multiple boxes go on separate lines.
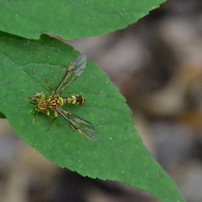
top-left (56, 107), bottom-right (98, 141)
top-left (53, 54), bottom-right (87, 96)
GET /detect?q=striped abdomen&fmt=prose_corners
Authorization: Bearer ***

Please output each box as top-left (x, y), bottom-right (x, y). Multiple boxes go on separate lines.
top-left (63, 95), bottom-right (85, 105)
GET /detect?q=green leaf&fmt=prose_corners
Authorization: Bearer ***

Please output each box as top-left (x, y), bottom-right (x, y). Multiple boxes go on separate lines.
top-left (0, 0), bottom-right (166, 40)
top-left (0, 32), bottom-right (185, 202)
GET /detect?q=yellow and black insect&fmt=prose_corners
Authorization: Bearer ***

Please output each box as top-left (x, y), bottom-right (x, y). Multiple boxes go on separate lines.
top-left (27, 55), bottom-right (98, 141)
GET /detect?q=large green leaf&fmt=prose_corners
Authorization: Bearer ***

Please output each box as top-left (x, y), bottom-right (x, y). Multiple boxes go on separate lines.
top-left (0, 0), bottom-right (166, 40)
top-left (0, 32), bottom-right (185, 202)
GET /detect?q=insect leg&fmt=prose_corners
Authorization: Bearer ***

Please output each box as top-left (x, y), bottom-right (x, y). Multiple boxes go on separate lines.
top-left (46, 110), bottom-right (58, 131)
top-left (32, 110), bottom-right (38, 124)
top-left (47, 117), bottom-right (57, 131)
top-left (25, 98), bottom-right (35, 105)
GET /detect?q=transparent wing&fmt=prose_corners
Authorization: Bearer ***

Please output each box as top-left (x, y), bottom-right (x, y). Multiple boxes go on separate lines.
top-left (53, 54), bottom-right (87, 96)
top-left (56, 107), bottom-right (98, 141)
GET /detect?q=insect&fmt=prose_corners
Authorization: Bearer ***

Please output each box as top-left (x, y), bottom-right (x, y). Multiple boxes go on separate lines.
top-left (27, 54), bottom-right (98, 141)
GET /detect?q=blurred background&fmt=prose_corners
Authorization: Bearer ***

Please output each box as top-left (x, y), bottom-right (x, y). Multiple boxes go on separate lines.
top-left (1, 0), bottom-right (202, 201)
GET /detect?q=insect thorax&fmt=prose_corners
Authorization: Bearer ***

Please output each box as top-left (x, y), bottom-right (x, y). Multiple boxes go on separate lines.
top-left (48, 96), bottom-right (64, 109)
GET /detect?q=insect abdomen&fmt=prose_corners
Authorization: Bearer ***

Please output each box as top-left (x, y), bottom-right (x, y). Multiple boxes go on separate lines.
top-left (63, 95), bottom-right (85, 105)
